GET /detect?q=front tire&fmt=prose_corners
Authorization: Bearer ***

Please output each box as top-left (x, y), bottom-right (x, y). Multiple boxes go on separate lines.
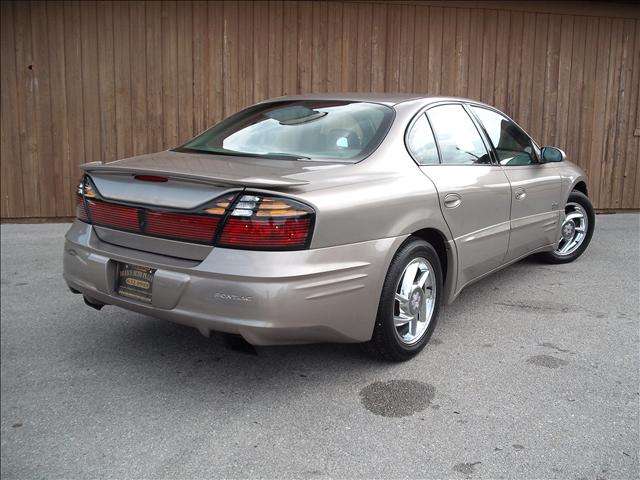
top-left (539, 190), bottom-right (595, 264)
top-left (365, 238), bottom-right (442, 362)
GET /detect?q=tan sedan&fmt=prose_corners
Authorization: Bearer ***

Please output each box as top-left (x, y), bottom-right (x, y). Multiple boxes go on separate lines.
top-left (63, 94), bottom-right (594, 361)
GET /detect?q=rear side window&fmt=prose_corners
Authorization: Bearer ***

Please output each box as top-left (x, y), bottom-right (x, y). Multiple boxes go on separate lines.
top-left (407, 114), bottom-right (439, 165)
top-left (427, 104), bottom-right (491, 165)
top-left (471, 106), bottom-right (536, 166)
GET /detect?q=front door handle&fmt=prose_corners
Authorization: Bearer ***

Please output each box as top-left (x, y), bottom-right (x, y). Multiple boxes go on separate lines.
top-left (443, 193), bottom-right (462, 209)
top-left (515, 189), bottom-right (527, 200)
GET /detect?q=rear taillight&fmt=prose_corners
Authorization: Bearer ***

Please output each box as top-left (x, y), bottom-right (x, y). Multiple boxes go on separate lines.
top-left (145, 211), bottom-right (220, 242)
top-left (76, 177), bottom-right (96, 223)
top-left (86, 199), bottom-right (140, 232)
top-left (77, 176), bottom-right (139, 231)
top-left (76, 195), bottom-right (89, 222)
top-left (75, 177), bottom-right (314, 249)
top-left (218, 194), bottom-right (314, 250)
top-left (142, 195), bottom-right (235, 242)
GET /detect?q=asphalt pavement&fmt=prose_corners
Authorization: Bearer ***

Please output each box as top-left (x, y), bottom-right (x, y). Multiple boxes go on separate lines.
top-left (1, 214), bottom-right (638, 479)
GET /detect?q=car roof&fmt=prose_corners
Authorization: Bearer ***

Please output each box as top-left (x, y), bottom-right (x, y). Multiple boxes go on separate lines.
top-left (261, 92), bottom-right (420, 106)
top-left (261, 92), bottom-right (493, 108)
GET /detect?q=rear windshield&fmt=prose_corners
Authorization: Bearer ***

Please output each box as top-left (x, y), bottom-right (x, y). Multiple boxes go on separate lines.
top-left (177, 100), bottom-right (394, 162)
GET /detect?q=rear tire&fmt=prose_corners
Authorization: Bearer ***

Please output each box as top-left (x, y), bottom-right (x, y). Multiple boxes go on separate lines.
top-left (365, 238), bottom-right (442, 362)
top-left (538, 190), bottom-right (595, 264)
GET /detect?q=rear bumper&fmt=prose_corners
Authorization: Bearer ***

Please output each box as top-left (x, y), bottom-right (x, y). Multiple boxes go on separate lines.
top-left (63, 221), bottom-right (406, 345)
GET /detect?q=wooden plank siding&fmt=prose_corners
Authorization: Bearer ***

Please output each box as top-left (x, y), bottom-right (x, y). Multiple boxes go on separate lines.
top-left (1, 0), bottom-right (638, 219)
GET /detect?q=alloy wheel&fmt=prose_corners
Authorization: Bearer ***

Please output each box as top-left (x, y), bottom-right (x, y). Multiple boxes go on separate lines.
top-left (393, 257), bottom-right (436, 345)
top-left (556, 201), bottom-right (589, 256)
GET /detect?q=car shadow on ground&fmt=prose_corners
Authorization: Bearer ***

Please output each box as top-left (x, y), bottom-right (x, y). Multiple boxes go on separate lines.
top-left (88, 311), bottom-right (391, 389)
top-left (80, 254), bottom-right (573, 394)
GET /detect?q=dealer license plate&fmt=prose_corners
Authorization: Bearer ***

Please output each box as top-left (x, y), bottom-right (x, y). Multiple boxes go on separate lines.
top-left (117, 263), bottom-right (155, 303)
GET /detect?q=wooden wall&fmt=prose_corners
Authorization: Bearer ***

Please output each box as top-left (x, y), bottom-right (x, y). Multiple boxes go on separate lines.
top-left (1, 1), bottom-right (639, 219)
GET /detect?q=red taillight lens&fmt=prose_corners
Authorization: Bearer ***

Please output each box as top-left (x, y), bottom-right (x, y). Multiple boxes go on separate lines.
top-left (218, 194), bottom-right (314, 250)
top-left (145, 211), bottom-right (220, 242)
top-left (219, 217), bottom-right (311, 248)
top-left (86, 199), bottom-right (141, 232)
top-left (76, 195), bottom-right (89, 222)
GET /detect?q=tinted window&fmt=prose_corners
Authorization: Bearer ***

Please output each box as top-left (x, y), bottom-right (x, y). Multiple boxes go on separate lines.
top-left (407, 114), bottom-right (439, 165)
top-left (427, 104), bottom-right (491, 165)
top-left (178, 101), bottom-right (394, 162)
top-left (471, 106), bottom-right (536, 166)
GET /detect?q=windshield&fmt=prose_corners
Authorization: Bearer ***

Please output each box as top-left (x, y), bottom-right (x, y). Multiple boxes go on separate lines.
top-left (177, 100), bottom-right (394, 161)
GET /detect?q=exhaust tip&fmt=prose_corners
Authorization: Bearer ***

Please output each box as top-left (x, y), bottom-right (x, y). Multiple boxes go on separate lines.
top-left (222, 334), bottom-right (257, 355)
top-left (83, 295), bottom-right (105, 311)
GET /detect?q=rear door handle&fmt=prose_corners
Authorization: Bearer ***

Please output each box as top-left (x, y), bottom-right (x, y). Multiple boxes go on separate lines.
top-left (443, 193), bottom-right (462, 209)
top-left (515, 189), bottom-right (527, 200)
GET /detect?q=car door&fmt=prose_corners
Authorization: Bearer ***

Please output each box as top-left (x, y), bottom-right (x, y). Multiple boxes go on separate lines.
top-left (469, 106), bottom-right (562, 262)
top-left (407, 103), bottom-right (512, 289)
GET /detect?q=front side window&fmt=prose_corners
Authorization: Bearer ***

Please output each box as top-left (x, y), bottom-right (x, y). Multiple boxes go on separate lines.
top-left (427, 104), bottom-right (491, 165)
top-left (471, 106), bottom-right (536, 166)
top-left (406, 114), bottom-right (439, 165)
top-left (177, 101), bottom-right (394, 162)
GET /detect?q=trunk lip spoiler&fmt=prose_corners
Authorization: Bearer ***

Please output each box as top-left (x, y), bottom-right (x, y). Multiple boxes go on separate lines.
top-left (80, 162), bottom-right (310, 188)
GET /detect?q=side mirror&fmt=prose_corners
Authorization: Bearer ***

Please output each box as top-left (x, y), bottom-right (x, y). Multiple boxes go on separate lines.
top-left (541, 146), bottom-right (566, 163)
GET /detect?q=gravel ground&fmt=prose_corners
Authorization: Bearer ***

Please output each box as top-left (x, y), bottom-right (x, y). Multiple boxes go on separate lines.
top-left (1, 214), bottom-right (638, 479)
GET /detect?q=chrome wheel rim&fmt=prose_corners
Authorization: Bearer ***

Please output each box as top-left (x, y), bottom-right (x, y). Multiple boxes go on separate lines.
top-left (556, 202), bottom-right (588, 256)
top-left (393, 257), bottom-right (436, 346)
